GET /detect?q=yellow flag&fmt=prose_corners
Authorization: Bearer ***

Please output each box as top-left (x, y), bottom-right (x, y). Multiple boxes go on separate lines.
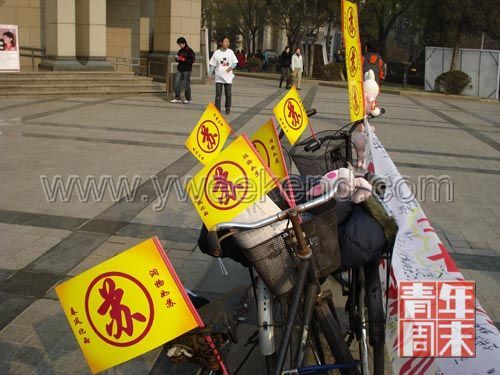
top-left (251, 119), bottom-right (288, 181)
top-left (188, 135), bottom-right (276, 229)
top-left (342, 0), bottom-right (365, 122)
top-left (273, 86), bottom-right (309, 145)
top-left (55, 237), bottom-right (201, 374)
top-left (185, 102), bottom-right (232, 164)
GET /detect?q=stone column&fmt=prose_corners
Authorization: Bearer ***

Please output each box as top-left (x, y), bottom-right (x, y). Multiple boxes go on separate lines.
top-left (149, 0), bottom-right (205, 83)
top-left (39, 0), bottom-right (81, 70)
top-left (75, 0), bottom-right (113, 70)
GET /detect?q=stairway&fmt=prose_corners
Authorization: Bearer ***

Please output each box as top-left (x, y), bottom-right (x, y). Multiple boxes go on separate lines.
top-left (0, 71), bottom-right (166, 97)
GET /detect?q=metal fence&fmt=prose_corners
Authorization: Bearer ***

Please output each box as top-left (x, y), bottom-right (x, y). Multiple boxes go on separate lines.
top-left (425, 46), bottom-right (500, 99)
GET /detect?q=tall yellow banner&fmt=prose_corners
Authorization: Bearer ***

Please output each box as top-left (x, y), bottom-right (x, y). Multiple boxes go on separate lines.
top-left (56, 237), bottom-right (201, 374)
top-left (188, 135), bottom-right (276, 229)
top-left (185, 103), bottom-right (233, 164)
top-left (342, 0), bottom-right (365, 122)
top-left (251, 119), bottom-right (288, 182)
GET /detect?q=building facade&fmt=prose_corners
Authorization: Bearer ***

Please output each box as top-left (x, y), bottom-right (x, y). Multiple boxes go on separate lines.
top-left (0, 0), bottom-right (204, 81)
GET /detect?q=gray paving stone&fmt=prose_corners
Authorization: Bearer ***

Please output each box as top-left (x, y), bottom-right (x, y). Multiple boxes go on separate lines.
top-left (0, 293), bottom-right (36, 331)
top-left (451, 247), bottom-right (475, 255)
top-left (167, 249), bottom-right (193, 260)
top-left (0, 341), bottom-right (23, 365)
top-left (473, 248), bottom-right (497, 257)
top-left (0, 324), bottom-right (35, 345)
top-left (25, 231), bottom-right (109, 275)
top-left (11, 344), bottom-right (46, 366)
top-left (468, 241), bottom-right (492, 249)
top-left (449, 240), bottom-right (470, 248)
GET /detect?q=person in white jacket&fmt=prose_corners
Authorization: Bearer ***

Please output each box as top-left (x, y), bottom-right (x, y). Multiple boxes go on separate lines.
top-left (291, 47), bottom-right (303, 90)
top-left (208, 37), bottom-right (238, 115)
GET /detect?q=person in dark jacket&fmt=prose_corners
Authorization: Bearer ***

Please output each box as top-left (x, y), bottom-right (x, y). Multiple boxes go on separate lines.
top-left (171, 37), bottom-right (195, 104)
top-left (362, 40), bottom-right (385, 85)
top-left (279, 46), bottom-right (292, 88)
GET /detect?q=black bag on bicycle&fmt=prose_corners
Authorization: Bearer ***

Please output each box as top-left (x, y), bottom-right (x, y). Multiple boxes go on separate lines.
top-left (338, 205), bottom-right (387, 268)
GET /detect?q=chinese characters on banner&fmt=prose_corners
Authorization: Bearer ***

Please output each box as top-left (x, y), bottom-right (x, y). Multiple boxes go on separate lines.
top-left (185, 102), bottom-right (233, 164)
top-left (398, 281), bottom-right (476, 358)
top-left (187, 135), bottom-right (277, 229)
top-left (55, 237), bottom-right (202, 374)
top-left (341, 0), bottom-right (365, 122)
top-left (272, 86), bottom-right (309, 145)
top-left (251, 119), bottom-right (288, 182)
top-left (0, 25), bottom-right (20, 71)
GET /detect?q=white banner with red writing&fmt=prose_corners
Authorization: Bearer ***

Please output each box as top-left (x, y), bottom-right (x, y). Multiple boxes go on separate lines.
top-left (364, 121), bottom-right (500, 374)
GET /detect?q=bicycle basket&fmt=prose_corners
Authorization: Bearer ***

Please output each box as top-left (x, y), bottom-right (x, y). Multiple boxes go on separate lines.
top-left (302, 207), bottom-right (341, 278)
top-left (243, 207), bottom-right (341, 295)
top-left (288, 130), bottom-right (350, 176)
top-left (243, 233), bottom-right (297, 296)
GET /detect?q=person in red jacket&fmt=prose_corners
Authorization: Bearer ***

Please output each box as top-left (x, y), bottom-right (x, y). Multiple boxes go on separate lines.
top-left (362, 40), bottom-right (385, 85)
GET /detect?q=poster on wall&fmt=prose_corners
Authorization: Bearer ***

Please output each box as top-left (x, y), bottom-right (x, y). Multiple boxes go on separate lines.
top-left (0, 25), bottom-right (20, 71)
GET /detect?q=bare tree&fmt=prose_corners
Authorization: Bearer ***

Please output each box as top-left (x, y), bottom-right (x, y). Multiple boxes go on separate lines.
top-left (237, 0), bottom-right (270, 53)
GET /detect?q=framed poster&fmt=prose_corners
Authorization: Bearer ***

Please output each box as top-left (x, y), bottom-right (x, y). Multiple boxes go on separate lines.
top-left (0, 25), bottom-right (20, 71)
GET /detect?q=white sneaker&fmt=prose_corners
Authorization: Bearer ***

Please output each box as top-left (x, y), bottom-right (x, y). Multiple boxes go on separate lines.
top-left (183, 100), bottom-right (190, 104)
top-left (170, 99), bottom-right (181, 103)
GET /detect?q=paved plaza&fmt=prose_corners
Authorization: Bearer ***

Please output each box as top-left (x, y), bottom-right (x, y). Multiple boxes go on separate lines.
top-left (0, 77), bottom-right (499, 374)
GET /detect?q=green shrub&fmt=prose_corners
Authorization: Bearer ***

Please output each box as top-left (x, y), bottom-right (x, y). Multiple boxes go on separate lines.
top-left (321, 62), bottom-right (344, 81)
top-left (434, 70), bottom-right (471, 95)
top-left (247, 56), bottom-right (263, 72)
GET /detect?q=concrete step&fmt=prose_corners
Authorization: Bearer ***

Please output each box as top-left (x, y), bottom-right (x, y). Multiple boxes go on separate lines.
top-left (0, 83), bottom-right (164, 93)
top-left (0, 83), bottom-right (166, 97)
top-left (0, 71), bottom-right (135, 78)
top-left (0, 77), bottom-right (153, 85)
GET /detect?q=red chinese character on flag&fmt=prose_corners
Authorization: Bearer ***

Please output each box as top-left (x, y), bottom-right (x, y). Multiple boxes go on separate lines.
top-left (201, 124), bottom-right (218, 150)
top-left (212, 166), bottom-right (245, 205)
top-left (97, 278), bottom-right (147, 339)
top-left (287, 101), bottom-right (301, 127)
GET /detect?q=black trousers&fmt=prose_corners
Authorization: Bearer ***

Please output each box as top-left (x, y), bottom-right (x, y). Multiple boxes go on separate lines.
top-left (215, 83), bottom-right (232, 110)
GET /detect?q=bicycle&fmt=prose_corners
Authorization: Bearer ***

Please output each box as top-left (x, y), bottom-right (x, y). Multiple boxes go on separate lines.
top-left (208, 181), bottom-right (360, 375)
top-left (286, 109), bottom-right (396, 375)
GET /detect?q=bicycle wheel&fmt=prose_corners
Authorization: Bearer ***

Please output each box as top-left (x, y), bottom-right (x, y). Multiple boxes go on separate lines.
top-left (363, 262), bottom-right (385, 375)
top-left (314, 300), bottom-right (360, 375)
top-left (352, 264), bottom-right (385, 375)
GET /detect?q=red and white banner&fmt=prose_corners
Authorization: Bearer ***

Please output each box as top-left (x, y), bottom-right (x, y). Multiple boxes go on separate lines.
top-left (364, 121), bottom-right (500, 374)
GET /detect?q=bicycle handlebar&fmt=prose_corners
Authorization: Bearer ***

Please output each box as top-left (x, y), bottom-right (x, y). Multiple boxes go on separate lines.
top-left (208, 182), bottom-right (338, 254)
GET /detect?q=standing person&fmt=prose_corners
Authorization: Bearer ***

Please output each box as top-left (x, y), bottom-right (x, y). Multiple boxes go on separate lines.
top-left (238, 50), bottom-right (247, 70)
top-left (171, 37), bottom-right (195, 104)
top-left (291, 47), bottom-right (303, 90)
top-left (208, 37), bottom-right (238, 115)
top-left (362, 40), bottom-right (385, 85)
top-left (279, 46), bottom-right (292, 88)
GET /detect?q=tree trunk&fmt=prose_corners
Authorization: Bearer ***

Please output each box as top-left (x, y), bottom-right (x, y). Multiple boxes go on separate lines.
top-left (449, 26), bottom-right (463, 71)
top-left (308, 43), bottom-right (315, 77)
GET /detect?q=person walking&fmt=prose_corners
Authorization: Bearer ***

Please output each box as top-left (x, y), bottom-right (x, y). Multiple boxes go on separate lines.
top-left (279, 46), bottom-right (292, 89)
top-left (362, 40), bottom-right (385, 85)
top-left (208, 37), bottom-right (238, 115)
top-left (171, 37), bottom-right (195, 104)
top-left (291, 47), bottom-right (303, 90)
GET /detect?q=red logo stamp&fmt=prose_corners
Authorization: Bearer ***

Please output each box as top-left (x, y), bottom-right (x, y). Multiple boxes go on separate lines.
top-left (349, 46), bottom-right (358, 78)
top-left (398, 281), bottom-right (475, 357)
top-left (283, 98), bottom-right (303, 130)
top-left (352, 85), bottom-right (361, 116)
top-left (347, 7), bottom-right (356, 38)
top-left (204, 161), bottom-right (249, 210)
top-left (197, 120), bottom-right (220, 153)
top-left (85, 272), bottom-right (154, 347)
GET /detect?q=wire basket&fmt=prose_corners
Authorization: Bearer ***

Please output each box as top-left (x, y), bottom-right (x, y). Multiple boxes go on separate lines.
top-left (288, 130), bottom-right (350, 176)
top-left (243, 207), bottom-right (341, 296)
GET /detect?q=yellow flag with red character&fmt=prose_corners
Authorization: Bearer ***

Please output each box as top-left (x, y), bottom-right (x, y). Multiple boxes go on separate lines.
top-left (251, 119), bottom-right (288, 181)
top-left (188, 135), bottom-right (277, 229)
top-left (273, 86), bottom-right (309, 145)
top-left (55, 237), bottom-right (203, 374)
top-left (185, 102), bottom-right (233, 164)
top-left (342, 0), bottom-right (365, 122)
